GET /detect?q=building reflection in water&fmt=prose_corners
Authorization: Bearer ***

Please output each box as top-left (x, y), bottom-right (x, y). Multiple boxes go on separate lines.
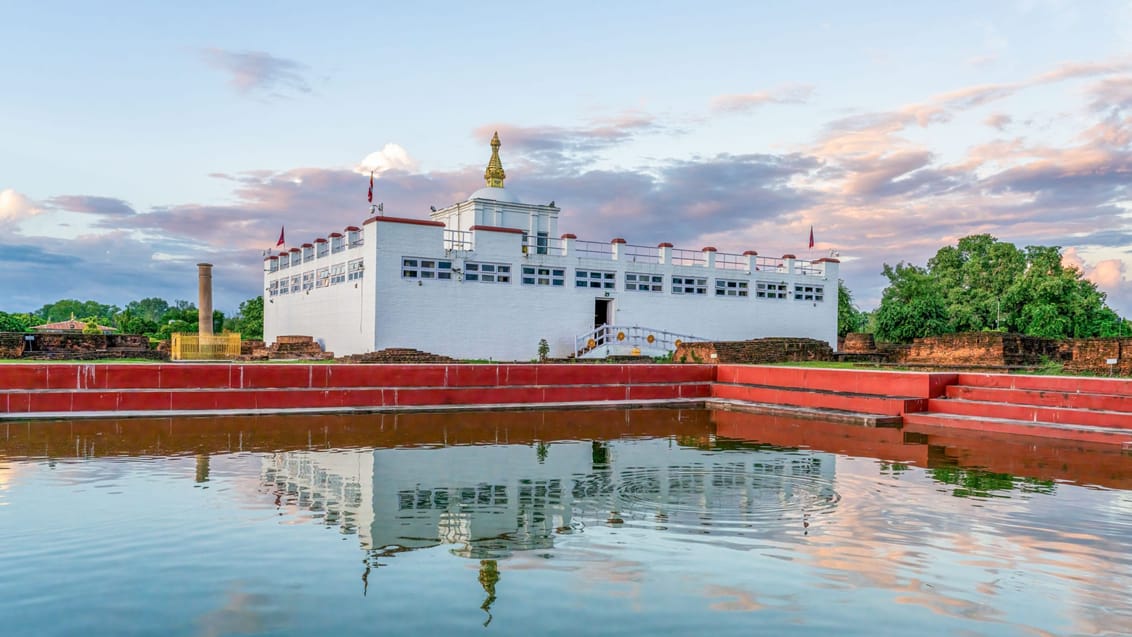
top-left (259, 433), bottom-right (840, 603)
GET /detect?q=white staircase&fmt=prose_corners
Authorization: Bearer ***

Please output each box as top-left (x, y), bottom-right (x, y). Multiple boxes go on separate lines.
top-left (573, 325), bottom-right (708, 359)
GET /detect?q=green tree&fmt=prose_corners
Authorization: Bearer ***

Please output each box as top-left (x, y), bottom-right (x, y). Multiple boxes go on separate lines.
top-left (80, 317), bottom-right (104, 334)
top-left (927, 234), bottom-right (1024, 332)
top-left (125, 297), bottom-right (170, 323)
top-left (35, 299), bottom-right (119, 323)
top-left (837, 279), bottom-right (865, 337)
top-left (0, 311), bottom-right (34, 332)
top-left (234, 296), bottom-right (263, 339)
top-left (874, 235), bottom-right (1126, 342)
top-left (873, 263), bottom-right (949, 343)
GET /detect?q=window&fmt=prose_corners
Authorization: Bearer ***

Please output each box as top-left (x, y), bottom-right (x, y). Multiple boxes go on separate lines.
top-left (278, 277), bottom-right (289, 295)
top-left (330, 263), bottom-right (346, 284)
top-left (626, 272), bottom-right (663, 292)
top-left (278, 253), bottom-right (289, 270)
top-left (672, 276), bottom-right (707, 295)
top-left (521, 266), bottom-right (565, 286)
top-left (302, 246), bottom-right (314, 263)
top-left (347, 230), bottom-right (363, 248)
top-left (576, 269), bottom-right (616, 289)
top-left (402, 257), bottom-right (453, 280)
top-left (331, 235), bottom-right (345, 253)
top-left (465, 261), bottom-right (512, 283)
top-left (302, 271), bottom-right (314, 292)
top-left (756, 281), bottom-right (787, 299)
top-left (794, 284), bottom-right (824, 302)
top-left (290, 275), bottom-right (301, 294)
top-left (537, 231), bottom-right (549, 255)
top-left (715, 279), bottom-right (749, 297)
top-left (268, 280), bottom-right (279, 297)
top-left (316, 242), bottom-right (329, 258)
top-left (316, 267), bottom-right (330, 288)
top-left (347, 259), bottom-right (364, 281)
top-left (268, 259), bottom-right (278, 273)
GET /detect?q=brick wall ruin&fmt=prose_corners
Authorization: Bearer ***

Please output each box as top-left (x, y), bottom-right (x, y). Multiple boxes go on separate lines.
top-left (675, 337), bottom-right (834, 364)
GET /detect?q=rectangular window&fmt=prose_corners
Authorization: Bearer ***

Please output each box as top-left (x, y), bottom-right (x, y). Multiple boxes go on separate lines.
top-left (302, 271), bottom-right (314, 291)
top-left (268, 259), bottom-right (278, 273)
top-left (278, 254), bottom-right (289, 270)
top-left (715, 279), bottom-right (749, 297)
top-left (278, 277), bottom-right (289, 295)
top-left (347, 230), bottom-right (363, 248)
top-left (626, 272), bottom-right (663, 292)
top-left (347, 259), bottom-right (364, 281)
top-left (521, 266), bottom-right (565, 286)
top-left (331, 236), bottom-right (345, 254)
top-left (268, 280), bottom-right (279, 297)
top-left (756, 281), bottom-right (788, 299)
top-left (316, 267), bottom-right (330, 288)
top-left (575, 269), bottom-right (616, 289)
top-left (465, 261), bottom-right (512, 283)
top-left (330, 263), bottom-right (346, 284)
top-left (793, 284), bottom-right (824, 302)
top-left (316, 242), bottom-right (329, 258)
top-left (671, 276), bottom-right (707, 295)
top-left (536, 231), bottom-right (549, 255)
top-left (302, 246), bottom-right (314, 263)
top-left (402, 257), bottom-right (452, 280)
top-left (290, 275), bottom-right (301, 294)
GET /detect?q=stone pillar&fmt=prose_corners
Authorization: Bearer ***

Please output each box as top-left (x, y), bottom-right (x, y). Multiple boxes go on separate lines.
top-left (197, 263), bottom-right (214, 336)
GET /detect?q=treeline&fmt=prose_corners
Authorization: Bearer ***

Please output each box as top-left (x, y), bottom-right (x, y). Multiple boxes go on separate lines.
top-left (0, 296), bottom-right (264, 341)
top-left (862, 234), bottom-right (1129, 343)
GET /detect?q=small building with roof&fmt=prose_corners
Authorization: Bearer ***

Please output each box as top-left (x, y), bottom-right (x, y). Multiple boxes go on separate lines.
top-left (31, 315), bottom-right (118, 334)
top-left (262, 133), bottom-right (838, 360)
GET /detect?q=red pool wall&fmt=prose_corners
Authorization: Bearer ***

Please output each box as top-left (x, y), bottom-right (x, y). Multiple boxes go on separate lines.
top-left (0, 363), bottom-right (716, 415)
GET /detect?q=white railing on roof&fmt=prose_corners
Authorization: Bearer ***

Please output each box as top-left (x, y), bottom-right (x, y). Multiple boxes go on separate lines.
top-left (523, 235), bottom-right (565, 256)
top-left (574, 240), bottom-right (614, 260)
top-left (619, 243), bottom-right (660, 263)
top-left (670, 248), bottom-right (705, 267)
top-left (755, 256), bottom-right (785, 271)
top-left (444, 229), bottom-right (473, 251)
top-left (714, 252), bottom-right (747, 271)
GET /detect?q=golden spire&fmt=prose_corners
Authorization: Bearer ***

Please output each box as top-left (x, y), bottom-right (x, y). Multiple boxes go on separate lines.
top-left (484, 131), bottom-right (506, 188)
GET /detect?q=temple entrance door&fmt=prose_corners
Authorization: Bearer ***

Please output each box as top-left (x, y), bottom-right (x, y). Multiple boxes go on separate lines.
top-left (594, 299), bottom-right (612, 328)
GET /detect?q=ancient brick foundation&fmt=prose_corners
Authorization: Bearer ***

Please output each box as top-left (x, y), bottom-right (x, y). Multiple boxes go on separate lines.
top-left (893, 333), bottom-right (1058, 368)
top-left (337, 348), bottom-right (458, 364)
top-left (246, 335), bottom-right (333, 360)
top-left (674, 338), bottom-right (834, 364)
top-left (0, 333), bottom-right (26, 358)
top-left (8, 332), bottom-right (162, 360)
top-left (1064, 338), bottom-right (1132, 375)
top-left (841, 333), bottom-right (875, 353)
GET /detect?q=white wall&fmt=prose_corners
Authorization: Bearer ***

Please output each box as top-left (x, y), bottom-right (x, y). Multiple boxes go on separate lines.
top-left (266, 213), bottom-right (838, 361)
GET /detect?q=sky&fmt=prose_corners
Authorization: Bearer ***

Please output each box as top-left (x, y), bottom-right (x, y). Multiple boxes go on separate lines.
top-left (3, 1), bottom-right (1132, 317)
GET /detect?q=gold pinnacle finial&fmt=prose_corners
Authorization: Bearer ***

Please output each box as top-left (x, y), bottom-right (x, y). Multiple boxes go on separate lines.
top-left (484, 131), bottom-right (506, 188)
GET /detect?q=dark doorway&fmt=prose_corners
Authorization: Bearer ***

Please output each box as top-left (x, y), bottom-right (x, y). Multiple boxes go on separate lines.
top-left (594, 299), bottom-right (612, 328)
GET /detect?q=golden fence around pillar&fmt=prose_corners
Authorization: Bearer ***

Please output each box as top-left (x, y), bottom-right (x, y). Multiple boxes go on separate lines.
top-left (171, 333), bottom-right (241, 361)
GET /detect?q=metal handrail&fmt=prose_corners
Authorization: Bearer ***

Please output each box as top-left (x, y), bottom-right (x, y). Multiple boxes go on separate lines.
top-left (573, 324), bottom-right (708, 358)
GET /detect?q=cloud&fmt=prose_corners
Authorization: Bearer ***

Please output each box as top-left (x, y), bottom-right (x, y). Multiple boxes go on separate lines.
top-left (0, 189), bottom-right (44, 225)
top-left (358, 143), bottom-right (419, 174)
top-left (200, 48), bottom-right (311, 96)
top-left (474, 114), bottom-right (663, 169)
top-left (47, 195), bottom-right (137, 216)
top-left (984, 113), bottom-right (1012, 130)
top-left (710, 84), bottom-right (815, 114)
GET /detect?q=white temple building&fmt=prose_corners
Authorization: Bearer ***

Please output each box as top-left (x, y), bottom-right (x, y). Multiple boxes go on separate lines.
top-left (263, 133), bottom-right (839, 360)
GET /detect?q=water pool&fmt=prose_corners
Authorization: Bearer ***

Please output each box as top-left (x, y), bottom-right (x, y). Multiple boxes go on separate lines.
top-left (2, 408), bottom-right (1131, 636)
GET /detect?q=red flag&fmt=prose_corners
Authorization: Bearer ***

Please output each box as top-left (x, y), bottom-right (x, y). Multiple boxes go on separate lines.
top-left (808, 225), bottom-right (814, 249)
top-left (276, 226), bottom-right (285, 247)
top-left (367, 171), bottom-right (374, 203)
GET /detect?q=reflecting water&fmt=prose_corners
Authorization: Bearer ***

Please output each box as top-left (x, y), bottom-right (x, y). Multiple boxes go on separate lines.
top-left (2, 408), bottom-right (1131, 636)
